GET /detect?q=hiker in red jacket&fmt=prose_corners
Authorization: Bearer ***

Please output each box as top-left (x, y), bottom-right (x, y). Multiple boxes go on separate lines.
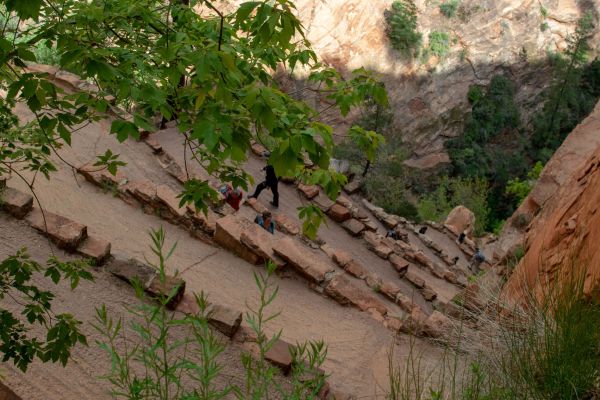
top-left (219, 185), bottom-right (243, 211)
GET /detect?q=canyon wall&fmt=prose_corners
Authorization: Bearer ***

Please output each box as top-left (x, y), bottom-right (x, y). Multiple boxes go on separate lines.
top-left (267, 0), bottom-right (600, 168)
top-left (502, 100), bottom-right (600, 301)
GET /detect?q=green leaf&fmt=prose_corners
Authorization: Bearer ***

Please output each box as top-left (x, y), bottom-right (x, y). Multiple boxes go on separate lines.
top-left (110, 120), bottom-right (139, 142)
top-left (5, 0), bottom-right (43, 20)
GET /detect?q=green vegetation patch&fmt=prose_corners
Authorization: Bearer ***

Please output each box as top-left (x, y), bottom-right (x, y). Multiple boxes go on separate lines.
top-left (385, 0), bottom-right (422, 57)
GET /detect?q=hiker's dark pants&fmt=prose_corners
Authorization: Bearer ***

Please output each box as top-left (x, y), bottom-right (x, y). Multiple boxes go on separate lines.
top-left (252, 181), bottom-right (279, 207)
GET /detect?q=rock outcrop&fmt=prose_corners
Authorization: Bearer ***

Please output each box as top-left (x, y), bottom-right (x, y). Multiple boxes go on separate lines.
top-left (444, 205), bottom-right (475, 237)
top-left (503, 100), bottom-right (600, 302)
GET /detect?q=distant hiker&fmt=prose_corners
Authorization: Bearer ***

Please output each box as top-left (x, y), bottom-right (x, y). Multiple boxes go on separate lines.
top-left (219, 185), bottom-right (243, 211)
top-left (419, 226), bottom-right (428, 235)
top-left (451, 256), bottom-right (459, 265)
top-left (458, 231), bottom-right (466, 244)
top-left (470, 248), bottom-right (486, 274)
top-left (255, 211), bottom-right (275, 234)
top-left (249, 164), bottom-right (279, 208)
top-left (386, 229), bottom-right (399, 240)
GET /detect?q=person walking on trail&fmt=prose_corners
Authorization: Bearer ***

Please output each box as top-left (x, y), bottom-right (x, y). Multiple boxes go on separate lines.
top-left (254, 211), bottom-right (275, 234)
top-left (249, 164), bottom-right (279, 208)
top-left (218, 185), bottom-right (243, 211)
top-left (470, 248), bottom-right (486, 274)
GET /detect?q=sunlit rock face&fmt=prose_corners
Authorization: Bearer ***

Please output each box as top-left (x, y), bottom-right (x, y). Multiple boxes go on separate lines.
top-left (230, 0), bottom-right (599, 169)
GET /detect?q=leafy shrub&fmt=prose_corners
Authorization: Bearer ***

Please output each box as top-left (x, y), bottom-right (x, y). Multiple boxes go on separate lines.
top-left (439, 0), bottom-right (459, 18)
top-left (385, 0), bottom-right (422, 57)
top-left (505, 161), bottom-right (543, 204)
top-left (425, 31), bottom-right (451, 59)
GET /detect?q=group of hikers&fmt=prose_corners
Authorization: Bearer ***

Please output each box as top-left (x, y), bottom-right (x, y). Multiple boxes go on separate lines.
top-left (386, 226), bottom-right (486, 275)
top-left (222, 159), bottom-right (487, 275)
top-left (218, 163), bottom-right (279, 235)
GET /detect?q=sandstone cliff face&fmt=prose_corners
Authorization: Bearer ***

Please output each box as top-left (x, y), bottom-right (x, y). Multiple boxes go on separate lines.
top-left (503, 99), bottom-right (600, 301)
top-left (269, 0), bottom-right (599, 168)
top-left (495, 100), bottom-right (600, 262)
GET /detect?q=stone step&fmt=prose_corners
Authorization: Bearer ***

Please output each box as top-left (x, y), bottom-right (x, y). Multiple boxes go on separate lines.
top-left (76, 235), bottom-right (111, 265)
top-left (26, 208), bottom-right (87, 251)
top-left (208, 304), bottom-right (243, 338)
top-left (106, 257), bottom-right (157, 288)
top-left (1, 187), bottom-right (33, 219)
top-left (145, 274), bottom-right (186, 310)
top-left (272, 237), bottom-right (335, 284)
top-left (265, 339), bottom-right (293, 374)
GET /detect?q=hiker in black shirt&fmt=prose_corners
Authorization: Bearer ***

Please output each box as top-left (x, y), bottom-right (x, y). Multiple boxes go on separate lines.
top-left (249, 164), bottom-right (279, 207)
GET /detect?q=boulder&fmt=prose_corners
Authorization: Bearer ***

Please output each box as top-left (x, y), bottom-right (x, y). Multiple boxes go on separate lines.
top-left (297, 183), bottom-right (319, 199)
top-left (146, 275), bottom-right (186, 309)
top-left (344, 260), bottom-right (368, 279)
top-left (77, 236), bottom-right (111, 265)
top-left (265, 339), bottom-right (293, 374)
top-left (422, 311), bottom-right (453, 338)
top-left (327, 204), bottom-right (351, 223)
top-left (208, 304), bottom-right (243, 338)
top-left (26, 208), bottom-right (87, 251)
top-left (342, 219), bottom-right (365, 237)
top-left (1, 187), bottom-right (33, 218)
top-left (325, 274), bottom-right (387, 315)
top-left (405, 270), bottom-right (425, 289)
top-left (273, 213), bottom-right (300, 235)
top-left (389, 254), bottom-right (409, 276)
top-left (214, 215), bottom-right (261, 265)
top-left (272, 237), bottom-right (334, 283)
top-left (313, 193), bottom-right (335, 212)
top-left (444, 206), bottom-right (476, 237)
top-left (107, 257), bottom-right (156, 287)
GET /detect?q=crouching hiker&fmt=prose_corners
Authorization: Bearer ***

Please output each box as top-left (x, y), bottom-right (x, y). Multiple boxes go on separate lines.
top-left (218, 184), bottom-right (243, 211)
top-left (470, 248), bottom-right (485, 274)
top-left (255, 211), bottom-right (275, 234)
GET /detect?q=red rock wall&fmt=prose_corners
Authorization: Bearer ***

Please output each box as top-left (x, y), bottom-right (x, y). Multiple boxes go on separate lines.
top-left (505, 143), bottom-right (600, 302)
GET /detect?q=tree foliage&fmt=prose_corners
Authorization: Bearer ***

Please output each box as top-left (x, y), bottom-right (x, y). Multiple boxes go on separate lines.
top-left (531, 13), bottom-right (598, 161)
top-left (447, 75), bottom-right (527, 229)
top-left (0, 0), bottom-right (386, 234)
top-left (0, 249), bottom-right (92, 372)
top-left (385, 0), bottom-right (422, 57)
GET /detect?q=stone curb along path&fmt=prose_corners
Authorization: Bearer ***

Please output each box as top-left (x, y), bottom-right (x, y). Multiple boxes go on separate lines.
top-left (140, 135), bottom-right (461, 338)
top-left (1, 180), bottom-right (356, 399)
